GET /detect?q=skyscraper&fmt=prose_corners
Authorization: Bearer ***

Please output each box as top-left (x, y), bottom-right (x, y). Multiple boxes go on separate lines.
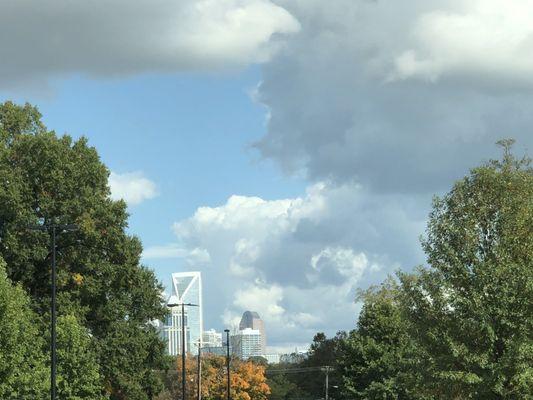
top-left (160, 271), bottom-right (203, 356)
top-left (239, 311), bottom-right (266, 354)
top-left (231, 328), bottom-right (262, 359)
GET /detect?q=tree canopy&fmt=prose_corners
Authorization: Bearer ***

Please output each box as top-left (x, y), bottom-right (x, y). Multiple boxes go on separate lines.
top-left (399, 141), bottom-right (533, 398)
top-left (0, 101), bottom-right (169, 399)
top-left (337, 142), bottom-right (532, 399)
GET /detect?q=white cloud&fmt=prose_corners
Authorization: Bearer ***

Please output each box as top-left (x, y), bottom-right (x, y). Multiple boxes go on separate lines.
top-left (108, 171), bottom-right (158, 205)
top-left (0, 0), bottom-right (300, 89)
top-left (392, 1), bottom-right (533, 84)
top-left (142, 244), bottom-right (211, 264)
top-left (233, 284), bottom-right (285, 321)
top-left (309, 247), bottom-right (370, 286)
top-left (163, 181), bottom-right (424, 345)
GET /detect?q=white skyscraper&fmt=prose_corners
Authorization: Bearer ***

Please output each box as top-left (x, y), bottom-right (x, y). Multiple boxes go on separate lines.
top-left (160, 271), bottom-right (203, 356)
top-left (231, 328), bottom-right (263, 359)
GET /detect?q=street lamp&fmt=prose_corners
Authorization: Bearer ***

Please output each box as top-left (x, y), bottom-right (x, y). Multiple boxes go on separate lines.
top-left (167, 302), bottom-right (199, 400)
top-left (321, 366), bottom-right (333, 400)
top-left (224, 329), bottom-right (231, 400)
top-left (28, 221), bottom-right (78, 400)
top-left (197, 339), bottom-right (202, 400)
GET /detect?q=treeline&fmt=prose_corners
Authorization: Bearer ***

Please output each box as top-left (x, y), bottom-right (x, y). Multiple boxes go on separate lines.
top-left (267, 142), bottom-right (532, 399)
top-left (0, 102), bottom-right (170, 399)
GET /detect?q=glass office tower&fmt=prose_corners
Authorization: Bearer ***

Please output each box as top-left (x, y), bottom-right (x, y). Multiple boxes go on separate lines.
top-left (161, 271), bottom-right (203, 356)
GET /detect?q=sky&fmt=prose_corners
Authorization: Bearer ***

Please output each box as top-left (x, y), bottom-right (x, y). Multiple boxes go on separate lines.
top-left (1, 0), bottom-right (532, 353)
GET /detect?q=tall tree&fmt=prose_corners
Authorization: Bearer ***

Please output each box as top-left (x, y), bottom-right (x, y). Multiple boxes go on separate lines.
top-left (399, 141), bottom-right (533, 398)
top-left (0, 101), bottom-right (169, 398)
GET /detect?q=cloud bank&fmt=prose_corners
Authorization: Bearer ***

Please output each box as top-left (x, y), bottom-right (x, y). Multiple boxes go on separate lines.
top-left (0, 0), bottom-right (300, 89)
top-left (255, 0), bottom-right (533, 192)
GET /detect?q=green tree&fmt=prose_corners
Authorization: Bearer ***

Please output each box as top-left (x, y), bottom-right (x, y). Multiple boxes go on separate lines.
top-left (266, 373), bottom-right (303, 400)
top-left (56, 314), bottom-right (107, 399)
top-left (0, 257), bottom-right (48, 399)
top-left (0, 101), bottom-right (169, 398)
top-left (399, 141), bottom-right (533, 398)
top-left (267, 332), bottom-right (346, 400)
top-left (338, 279), bottom-right (426, 400)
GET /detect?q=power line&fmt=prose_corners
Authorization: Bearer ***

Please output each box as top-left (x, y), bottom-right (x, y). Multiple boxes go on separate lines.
top-left (266, 366), bottom-right (334, 374)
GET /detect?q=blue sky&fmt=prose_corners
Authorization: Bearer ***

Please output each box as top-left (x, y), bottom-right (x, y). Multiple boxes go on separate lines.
top-left (24, 69), bottom-right (306, 240)
top-left (2, 0), bottom-right (533, 351)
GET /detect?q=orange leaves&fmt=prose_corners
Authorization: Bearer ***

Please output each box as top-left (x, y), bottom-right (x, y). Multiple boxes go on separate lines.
top-left (172, 354), bottom-right (270, 400)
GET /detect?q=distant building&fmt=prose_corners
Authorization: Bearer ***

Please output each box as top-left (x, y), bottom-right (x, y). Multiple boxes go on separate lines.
top-left (203, 329), bottom-right (222, 347)
top-left (239, 311), bottom-right (266, 354)
top-left (160, 272), bottom-right (203, 356)
top-left (263, 354), bottom-right (280, 364)
top-left (231, 328), bottom-right (262, 359)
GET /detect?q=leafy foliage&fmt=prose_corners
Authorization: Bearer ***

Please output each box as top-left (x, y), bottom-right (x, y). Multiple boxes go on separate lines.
top-left (337, 142), bottom-right (532, 399)
top-left (0, 101), bottom-right (169, 398)
top-left (338, 279), bottom-right (425, 400)
top-left (157, 354), bottom-right (270, 400)
top-left (56, 315), bottom-right (107, 400)
top-left (266, 333), bottom-right (345, 400)
top-left (399, 142), bottom-right (533, 398)
top-left (0, 257), bottom-right (48, 399)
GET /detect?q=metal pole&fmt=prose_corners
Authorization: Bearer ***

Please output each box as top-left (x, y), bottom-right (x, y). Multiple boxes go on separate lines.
top-left (181, 302), bottom-right (186, 400)
top-left (51, 225), bottom-right (57, 400)
top-left (26, 222), bottom-right (77, 400)
top-left (225, 329), bottom-right (230, 400)
top-left (325, 366), bottom-right (330, 400)
top-left (197, 341), bottom-right (201, 400)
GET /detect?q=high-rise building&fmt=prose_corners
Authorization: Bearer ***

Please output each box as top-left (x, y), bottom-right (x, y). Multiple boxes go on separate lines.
top-left (231, 328), bottom-right (262, 359)
top-left (160, 271), bottom-right (203, 356)
top-left (239, 311), bottom-right (266, 354)
top-left (202, 329), bottom-right (222, 347)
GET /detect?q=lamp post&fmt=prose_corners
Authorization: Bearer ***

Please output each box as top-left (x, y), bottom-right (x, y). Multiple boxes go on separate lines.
top-left (28, 221), bottom-right (78, 400)
top-left (224, 329), bottom-right (231, 400)
top-left (321, 366), bottom-right (332, 400)
top-left (167, 302), bottom-right (199, 400)
top-left (197, 339), bottom-right (201, 400)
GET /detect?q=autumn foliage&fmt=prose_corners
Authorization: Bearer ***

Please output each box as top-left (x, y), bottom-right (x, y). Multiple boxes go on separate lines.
top-left (157, 354), bottom-right (270, 400)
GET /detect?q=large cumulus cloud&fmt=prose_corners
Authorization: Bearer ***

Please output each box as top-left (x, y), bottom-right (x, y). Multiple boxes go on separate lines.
top-left (255, 0), bottom-right (533, 192)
